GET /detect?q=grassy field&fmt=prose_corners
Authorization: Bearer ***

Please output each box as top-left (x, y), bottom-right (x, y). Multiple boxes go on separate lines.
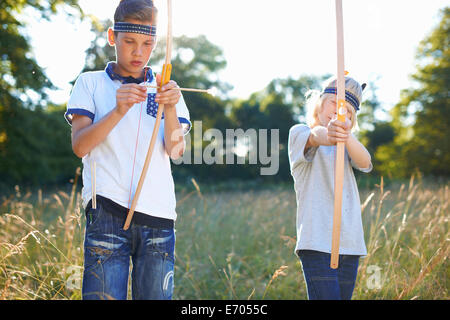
top-left (0, 172), bottom-right (448, 300)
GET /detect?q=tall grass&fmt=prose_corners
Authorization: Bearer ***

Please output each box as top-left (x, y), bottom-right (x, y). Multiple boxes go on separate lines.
top-left (0, 172), bottom-right (448, 299)
top-left (0, 169), bottom-right (83, 299)
top-left (355, 176), bottom-right (449, 299)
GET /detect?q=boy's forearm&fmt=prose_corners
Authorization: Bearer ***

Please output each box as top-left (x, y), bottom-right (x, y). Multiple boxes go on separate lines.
top-left (345, 134), bottom-right (372, 169)
top-left (72, 108), bottom-right (124, 158)
top-left (163, 105), bottom-right (185, 159)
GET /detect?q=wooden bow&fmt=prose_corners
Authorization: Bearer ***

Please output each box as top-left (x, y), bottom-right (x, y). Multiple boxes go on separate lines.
top-left (330, 0), bottom-right (346, 269)
top-left (123, 0), bottom-right (173, 230)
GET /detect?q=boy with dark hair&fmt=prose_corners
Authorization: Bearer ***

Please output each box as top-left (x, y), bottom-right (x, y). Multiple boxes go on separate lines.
top-left (65, 0), bottom-right (190, 300)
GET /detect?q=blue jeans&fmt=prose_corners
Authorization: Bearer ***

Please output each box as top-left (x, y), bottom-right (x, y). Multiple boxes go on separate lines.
top-left (297, 250), bottom-right (359, 300)
top-left (82, 201), bottom-right (175, 300)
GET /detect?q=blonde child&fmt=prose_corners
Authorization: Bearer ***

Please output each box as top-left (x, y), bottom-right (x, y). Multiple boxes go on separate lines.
top-left (288, 76), bottom-right (372, 300)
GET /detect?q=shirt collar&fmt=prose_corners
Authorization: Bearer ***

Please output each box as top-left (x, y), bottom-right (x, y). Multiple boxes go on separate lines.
top-left (105, 61), bottom-right (153, 84)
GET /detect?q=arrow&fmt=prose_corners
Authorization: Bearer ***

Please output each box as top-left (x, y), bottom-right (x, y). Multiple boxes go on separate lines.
top-left (143, 84), bottom-right (216, 95)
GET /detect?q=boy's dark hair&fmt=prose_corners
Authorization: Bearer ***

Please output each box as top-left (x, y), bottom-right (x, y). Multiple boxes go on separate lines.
top-left (114, 0), bottom-right (157, 24)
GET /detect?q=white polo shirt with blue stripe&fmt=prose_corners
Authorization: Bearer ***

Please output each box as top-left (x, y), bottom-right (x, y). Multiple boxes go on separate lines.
top-left (65, 63), bottom-right (191, 221)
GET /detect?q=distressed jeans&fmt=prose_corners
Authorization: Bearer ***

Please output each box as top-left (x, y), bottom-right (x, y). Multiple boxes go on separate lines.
top-left (297, 250), bottom-right (360, 300)
top-left (82, 200), bottom-right (175, 300)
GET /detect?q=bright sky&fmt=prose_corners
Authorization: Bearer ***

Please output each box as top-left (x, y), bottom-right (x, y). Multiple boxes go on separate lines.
top-left (25, 0), bottom-right (448, 115)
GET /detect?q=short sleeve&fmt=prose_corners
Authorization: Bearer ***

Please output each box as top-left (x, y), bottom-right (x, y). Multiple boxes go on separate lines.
top-left (176, 94), bottom-right (191, 135)
top-left (65, 73), bottom-right (96, 126)
top-left (288, 124), bottom-right (317, 171)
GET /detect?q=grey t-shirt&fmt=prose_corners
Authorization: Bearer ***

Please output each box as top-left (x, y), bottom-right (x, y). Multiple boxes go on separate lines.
top-left (288, 124), bottom-right (372, 256)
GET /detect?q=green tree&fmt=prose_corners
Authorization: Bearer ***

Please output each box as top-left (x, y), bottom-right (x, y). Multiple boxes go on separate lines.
top-left (0, 1), bottom-right (82, 105)
top-left (0, 1), bottom-right (82, 192)
top-left (76, 19), bottom-right (115, 75)
top-left (229, 75), bottom-right (323, 180)
top-left (376, 7), bottom-right (450, 178)
top-left (356, 81), bottom-right (395, 177)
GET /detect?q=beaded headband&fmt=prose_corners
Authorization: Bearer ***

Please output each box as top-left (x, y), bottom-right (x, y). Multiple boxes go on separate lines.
top-left (321, 87), bottom-right (360, 111)
top-left (113, 22), bottom-right (157, 36)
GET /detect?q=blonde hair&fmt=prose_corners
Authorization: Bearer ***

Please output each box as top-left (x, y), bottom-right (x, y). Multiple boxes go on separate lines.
top-left (305, 76), bottom-right (363, 131)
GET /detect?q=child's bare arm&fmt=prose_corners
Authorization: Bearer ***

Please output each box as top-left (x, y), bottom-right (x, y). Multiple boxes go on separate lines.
top-left (305, 119), bottom-right (371, 169)
top-left (71, 109), bottom-right (124, 158)
top-left (155, 78), bottom-right (185, 160)
top-left (327, 118), bottom-right (372, 169)
top-left (345, 134), bottom-right (372, 170)
top-left (163, 106), bottom-right (185, 160)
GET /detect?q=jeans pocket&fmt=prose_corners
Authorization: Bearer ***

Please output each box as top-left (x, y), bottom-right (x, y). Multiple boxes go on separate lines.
top-left (84, 245), bottom-right (114, 265)
top-left (85, 206), bottom-right (104, 232)
top-left (149, 228), bottom-right (176, 258)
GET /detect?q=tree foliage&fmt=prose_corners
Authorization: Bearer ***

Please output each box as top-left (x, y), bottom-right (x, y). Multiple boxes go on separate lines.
top-left (375, 7), bottom-right (450, 178)
top-left (0, 1), bottom-right (82, 192)
top-left (1, 6), bottom-right (449, 191)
